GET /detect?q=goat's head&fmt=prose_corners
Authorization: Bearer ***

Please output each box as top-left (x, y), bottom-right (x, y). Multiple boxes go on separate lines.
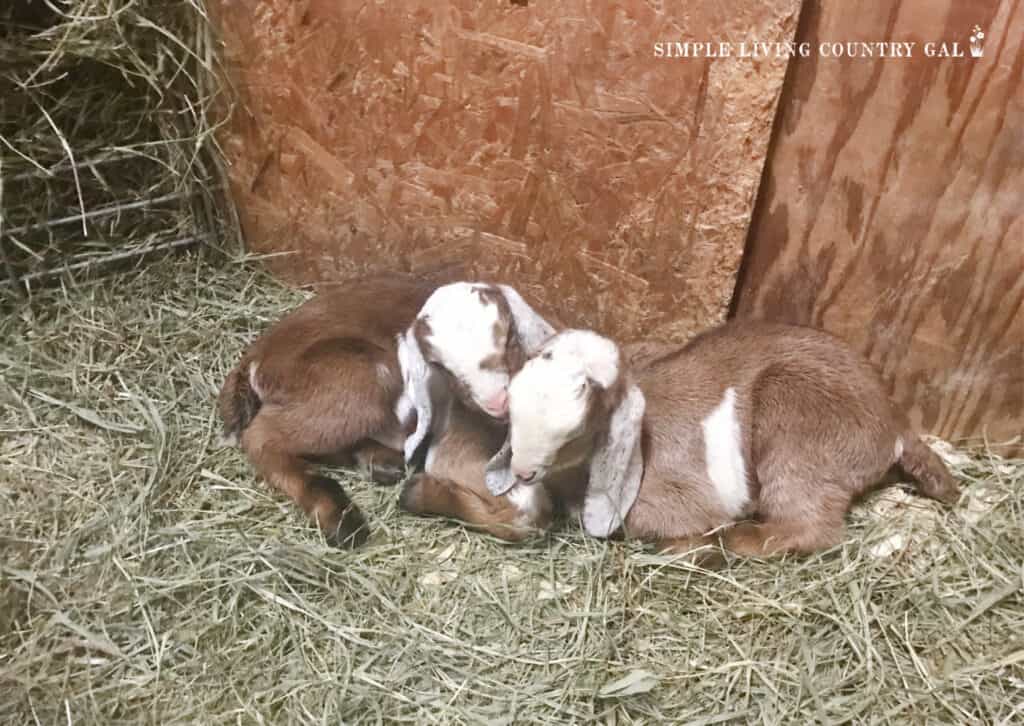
top-left (485, 329), bottom-right (646, 538)
top-left (399, 282), bottom-right (554, 461)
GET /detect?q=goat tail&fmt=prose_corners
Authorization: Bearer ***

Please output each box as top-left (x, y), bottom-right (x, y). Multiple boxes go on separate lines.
top-left (217, 361), bottom-right (262, 445)
top-left (898, 433), bottom-right (959, 506)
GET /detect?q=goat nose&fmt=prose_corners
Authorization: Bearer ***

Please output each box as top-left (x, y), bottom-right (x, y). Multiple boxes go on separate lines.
top-left (486, 389), bottom-right (509, 416)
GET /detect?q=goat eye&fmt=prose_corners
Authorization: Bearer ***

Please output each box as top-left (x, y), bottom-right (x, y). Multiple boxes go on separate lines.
top-left (541, 351), bottom-right (553, 361)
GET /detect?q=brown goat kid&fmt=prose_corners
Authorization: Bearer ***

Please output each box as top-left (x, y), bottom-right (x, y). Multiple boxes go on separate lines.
top-left (218, 276), bottom-right (555, 547)
top-left (490, 321), bottom-right (960, 564)
top-left (406, 341), bottom-right (733, 542)
top-left (218, 275), bottom-right (436, 547)
top-left (396, 286), bottom-right (557, 541)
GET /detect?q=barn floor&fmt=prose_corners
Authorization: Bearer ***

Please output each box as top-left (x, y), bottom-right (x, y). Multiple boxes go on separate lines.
top-left (1, 253), bottom-right (1022, 724)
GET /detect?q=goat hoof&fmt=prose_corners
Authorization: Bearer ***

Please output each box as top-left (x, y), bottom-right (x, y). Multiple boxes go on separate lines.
top-left (308, 476), bottom-right (370, 548)
top-left (353, 446), bottom-right (407, 486)
top-left (397, 474), bottom-right (426, 512)
top-left (326, 507), bottom-right (370, 548)
top-left (690, 549), bottom-right (728, 570)
top-left (933, 482), bottom-right (961, 507)
top-left (365, 462), bottom-right (405, 487)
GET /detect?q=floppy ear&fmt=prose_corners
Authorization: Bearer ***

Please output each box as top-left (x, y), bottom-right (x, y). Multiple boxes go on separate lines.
top-left (498, 285), bottom-right (555, 356)
top-left (582, 383), bottom-right (646, 538)
top-left (484, 439), bottom-right (517, 496)
top-left (396, 327), bottom-right (438, 464)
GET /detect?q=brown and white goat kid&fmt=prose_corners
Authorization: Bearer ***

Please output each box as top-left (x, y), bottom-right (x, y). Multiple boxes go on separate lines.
top-left (486, 322), bottom-right (960, 562)
top-left (218, 276), bottom-right (551, 548)
top-left (397, 285), bottom-right (559, 540)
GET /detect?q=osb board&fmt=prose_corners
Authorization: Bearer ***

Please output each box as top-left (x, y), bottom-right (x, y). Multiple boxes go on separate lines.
top-left (211, 0), bottom-right (799, 341)
top-left (733, 0), bottom-right (1023, 452)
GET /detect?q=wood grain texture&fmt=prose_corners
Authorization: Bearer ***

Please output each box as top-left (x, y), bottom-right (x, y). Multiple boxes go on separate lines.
top-left (733, 0), bottom-right (1023, 452)
top-left (210, 0), bottom-right (798, 341)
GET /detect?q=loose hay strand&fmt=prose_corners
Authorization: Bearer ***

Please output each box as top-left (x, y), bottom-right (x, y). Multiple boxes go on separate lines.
top-left (0, 253), bottom-right (1023, 724)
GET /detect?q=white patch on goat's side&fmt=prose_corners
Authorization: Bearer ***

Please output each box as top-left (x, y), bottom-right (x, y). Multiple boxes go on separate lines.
top-left (247, 362), bottom-right (263, 399)
top-left (894, 436), bottom-right (904, 462)
top-left (701, 387), bottom-right (749, 517)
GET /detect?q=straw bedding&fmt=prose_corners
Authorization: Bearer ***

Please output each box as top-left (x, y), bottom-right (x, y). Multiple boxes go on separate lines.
top-left (1, 253), bottom-right (1022, 724)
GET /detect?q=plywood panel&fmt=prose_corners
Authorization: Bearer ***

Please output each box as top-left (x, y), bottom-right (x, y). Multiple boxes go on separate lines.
top-left (211, 0), bottom-right (798, 341)
top-left (733, 0), bottom-right (1023, 452)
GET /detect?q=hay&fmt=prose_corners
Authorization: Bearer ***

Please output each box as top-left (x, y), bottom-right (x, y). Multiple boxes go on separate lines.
top-left (1, 253), bottom-right (1022, 724)
top-left (0, 1), bottom-right (231, 292)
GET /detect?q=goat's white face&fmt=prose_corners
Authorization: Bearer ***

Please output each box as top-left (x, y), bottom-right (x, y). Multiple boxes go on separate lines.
top-left (507, 330), bottom-right (621, 482)
top-left (415, 283), bottom-right (515, 419)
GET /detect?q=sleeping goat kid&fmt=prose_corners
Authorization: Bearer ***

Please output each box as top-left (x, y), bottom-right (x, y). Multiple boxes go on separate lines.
top-left (218, 276), bottom-right (550, 548)
top-left (397, 286), bottom-right (558, 541)
top-left (486, 322), bottom-right (959, 562)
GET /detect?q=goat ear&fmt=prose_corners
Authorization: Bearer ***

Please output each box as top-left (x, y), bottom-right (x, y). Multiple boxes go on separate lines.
top-left (497, 285), bottom-right (555, 356)
top-left (397, 326), bottom-right (437, 464)
top-left (582, 383), bottom-right (645, 538)
top-left (484, 439), bottom-right (517, 496)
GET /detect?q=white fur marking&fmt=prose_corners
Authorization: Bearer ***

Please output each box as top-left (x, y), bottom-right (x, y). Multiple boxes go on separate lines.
top-left (894, 437), bottom-right (904, 462)
top-left (505, 484), bottom-right (545, 518)
top-left (247, 362), bottom-right (263, 399)
top-left (397, 328), bottom-right (435, 462)
top-left (507, 329), bottom-right (622, 474)
top-left (417, 283), bottom-right (507, 410)
top-left (701, 387), bottom-right (749, 517)
top-left (394, 392), bottom-right (414, 428)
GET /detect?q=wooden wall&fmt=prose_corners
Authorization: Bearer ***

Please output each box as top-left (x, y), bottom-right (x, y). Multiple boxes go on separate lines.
top-left (732, 0), bottom-right (1023, 452)
top-left (211, 0), bottom-right (1019, 449)
top-left (211, 0), bottom-right (799, 341)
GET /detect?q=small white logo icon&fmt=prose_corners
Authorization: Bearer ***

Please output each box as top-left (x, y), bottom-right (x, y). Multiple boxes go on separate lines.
top-left (969, 25), bottom-right (985, 57)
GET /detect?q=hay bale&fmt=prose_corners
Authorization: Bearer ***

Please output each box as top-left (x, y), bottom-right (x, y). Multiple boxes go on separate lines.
top-left (0, 0), bottom-right (233, 293)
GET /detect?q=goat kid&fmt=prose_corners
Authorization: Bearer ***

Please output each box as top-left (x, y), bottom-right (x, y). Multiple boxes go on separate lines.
top-left (487, 322), bottom-right (960, 563)
top-left (398, 285), bottom-right (559, 541)
top-left (218, 276), bottom-right (549, 547)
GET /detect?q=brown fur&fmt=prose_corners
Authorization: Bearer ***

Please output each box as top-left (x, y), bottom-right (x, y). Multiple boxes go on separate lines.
top-left (218, 274), bottom-right (439, 547)
top-left (477, 284), bottom-right (525, 372)
top-left (399, 402), bottom-right (554, 541)
top-left (543, 321), bottom-right (959, 561)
